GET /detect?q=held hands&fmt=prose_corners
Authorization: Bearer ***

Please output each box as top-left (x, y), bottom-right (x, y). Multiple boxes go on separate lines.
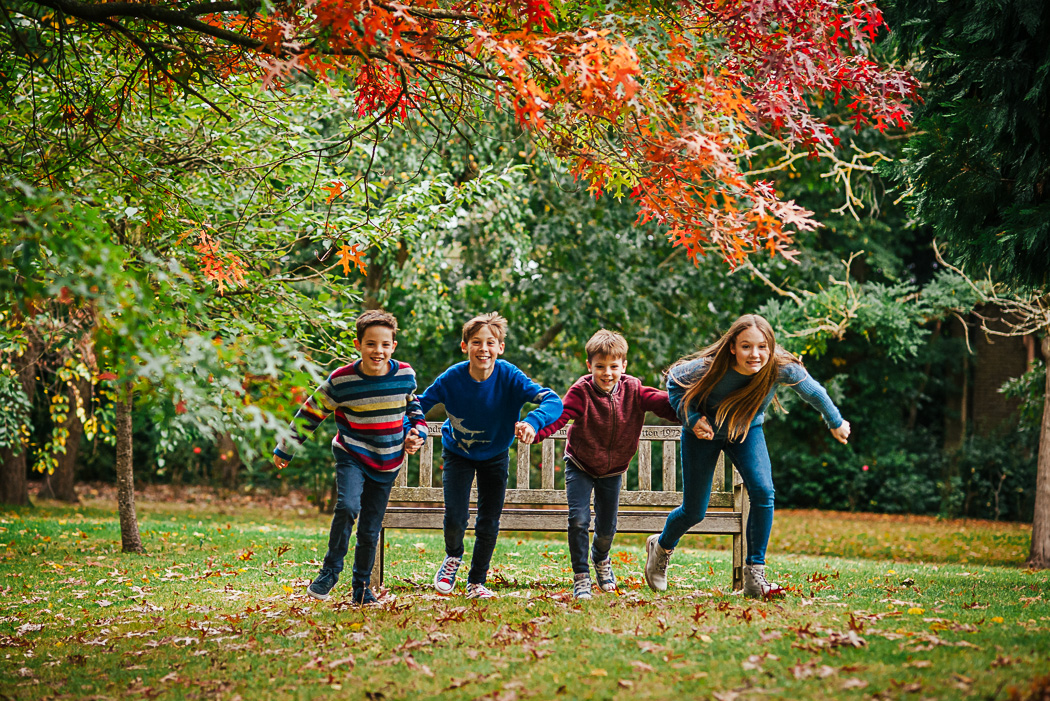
top-left (273, 455), bottom-right (289, 470)
top-left (404, 430), bottom-right (425, 455)
top-left (515, 421), bottom-right (536, 445)
top-left (830, 420), bottom-right (851, 445)
top-left (691, 416), bottom-right (715, 441)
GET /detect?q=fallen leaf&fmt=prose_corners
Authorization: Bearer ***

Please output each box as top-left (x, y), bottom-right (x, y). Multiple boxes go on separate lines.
top-left (842, 678), bottom-right (868, 690)
top-left (630, 660), bottom-right (655, 673)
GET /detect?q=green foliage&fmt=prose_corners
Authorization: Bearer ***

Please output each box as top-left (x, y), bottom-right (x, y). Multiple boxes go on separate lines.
top-left (887, 0), bottom-right (1050, 289)
top-left (0, 371), bottom-right (31, 454)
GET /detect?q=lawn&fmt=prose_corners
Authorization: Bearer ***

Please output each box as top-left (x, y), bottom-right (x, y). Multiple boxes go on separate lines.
top-left (2, 487), bottom-right (1047, 700)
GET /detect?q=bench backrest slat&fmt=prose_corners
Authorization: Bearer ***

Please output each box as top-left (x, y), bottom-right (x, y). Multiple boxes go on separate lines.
top-left (637, 440), bottom-right (652, 490)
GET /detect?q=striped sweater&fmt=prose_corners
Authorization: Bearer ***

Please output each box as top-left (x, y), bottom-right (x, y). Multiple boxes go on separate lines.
top-left (273, 359), bottom-right (427, 473)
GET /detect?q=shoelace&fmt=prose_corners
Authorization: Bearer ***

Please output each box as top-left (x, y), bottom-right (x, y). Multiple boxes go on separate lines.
top-left (574, 578), bottom-right (592, 595)
top-left (437, 557), bottom-right (461, 582)
top-left (595, 560), bottom-right (613, 582)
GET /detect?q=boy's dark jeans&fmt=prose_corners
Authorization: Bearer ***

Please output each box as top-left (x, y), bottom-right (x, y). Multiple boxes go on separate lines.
top-left (322, 448), bottom-right (395, 588)
top-left (565, 458), bottom-right (622, 574)
top-left (441, 448), bottom-right (510, 584)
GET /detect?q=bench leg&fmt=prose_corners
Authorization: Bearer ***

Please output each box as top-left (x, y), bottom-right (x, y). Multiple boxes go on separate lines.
top-left (732, 470), bottom-right (750, 592)
top-left (370, 528), bottom-right (385, 592)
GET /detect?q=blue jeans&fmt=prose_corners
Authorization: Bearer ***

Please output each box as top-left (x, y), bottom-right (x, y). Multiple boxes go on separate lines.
top-left (322, 448), bottom-right (395, 588)
top-left (658, 426), bottom-right (775, 565)
top-left (441, 449), bottom-right (509, 584)
top-left (565, 459), bottom-right (621, 574)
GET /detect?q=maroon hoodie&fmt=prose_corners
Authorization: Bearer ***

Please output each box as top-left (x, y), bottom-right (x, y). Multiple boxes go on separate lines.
top-left (536, 374), bottom-right (679, 477)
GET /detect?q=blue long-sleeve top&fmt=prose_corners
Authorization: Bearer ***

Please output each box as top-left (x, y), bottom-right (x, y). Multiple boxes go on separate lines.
top-left (417, 360), bottom-right (563, 460)
top-left (666, 357), bottom-right (843, 438)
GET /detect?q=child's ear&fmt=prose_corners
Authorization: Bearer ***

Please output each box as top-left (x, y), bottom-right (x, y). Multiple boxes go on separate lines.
top-left (353, 338), bottom-right (362, 354)
top-left (586, 359), bottom-right (593, 373)
top-left (622, 359), bottom-right (628, 371)
top-left (460, 340), bottom-right (468, 354)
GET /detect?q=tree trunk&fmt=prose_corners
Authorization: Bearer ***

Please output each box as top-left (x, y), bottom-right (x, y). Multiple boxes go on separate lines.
top-left (1027, 333), bottom-right (1050, 569)
top-left (39, 379), bottom-right (87, 503)
top-left (0, 341), bottom-right (38, 506)
top-left (213, 432), bottom-right (242, 489)
top-left (115, 383), bottom-right (144, 553)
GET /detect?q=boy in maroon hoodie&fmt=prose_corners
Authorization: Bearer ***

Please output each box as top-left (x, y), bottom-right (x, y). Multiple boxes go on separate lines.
top-left (533, 330), bottom-right (678, 599)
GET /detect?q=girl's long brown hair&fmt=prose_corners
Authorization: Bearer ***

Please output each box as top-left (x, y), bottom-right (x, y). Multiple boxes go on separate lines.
top-left (673, 314), bottom-right (800, 442)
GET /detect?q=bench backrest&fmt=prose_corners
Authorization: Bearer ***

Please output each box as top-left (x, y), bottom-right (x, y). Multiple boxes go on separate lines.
top-left (389, 422), bottom-right (735, 509)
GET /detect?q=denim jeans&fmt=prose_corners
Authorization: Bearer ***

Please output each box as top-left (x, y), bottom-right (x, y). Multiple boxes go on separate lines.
top-left (441, 449), bottom-right (510, 584)
top-left (565, 459), bottom-right (622, 574)
top-left (658, 426), bottom-right (775, 565)
top-left (322, 448), bottom-right (395, 588)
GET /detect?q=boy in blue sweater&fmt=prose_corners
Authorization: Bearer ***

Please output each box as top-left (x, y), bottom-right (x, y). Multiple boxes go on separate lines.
top-left (418, 312), bottom-right (563, 599)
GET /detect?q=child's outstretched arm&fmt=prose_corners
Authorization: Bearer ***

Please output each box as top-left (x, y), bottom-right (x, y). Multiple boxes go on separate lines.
top-left (513, 370), bottom-right (564, 445)
top-left (273, 376), bottom-right (338, 467)
top-left (782, 364), bottom-right (850, 443)
top-left (403, 380), bottom-right (428, 455)
top-left (666, 366), bottom-right (705, 431)
top-left (639, 386), bottom-right (680, 424)
top-left (533, 383), bottom-right (584, 443)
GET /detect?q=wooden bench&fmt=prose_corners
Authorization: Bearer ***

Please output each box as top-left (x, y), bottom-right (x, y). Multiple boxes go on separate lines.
top-left (374, 422), bottom-right (750, 591)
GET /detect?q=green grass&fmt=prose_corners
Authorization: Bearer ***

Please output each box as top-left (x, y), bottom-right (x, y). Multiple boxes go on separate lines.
top-left (2, 494), bottom-right (1048, 700)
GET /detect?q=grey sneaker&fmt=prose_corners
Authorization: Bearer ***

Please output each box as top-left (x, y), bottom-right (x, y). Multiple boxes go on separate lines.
top-left (466, 582), bottom-right (497, 599)
top-left (307, 568), bottom-right (338, 600)
top-left (644, 534), bottom-right (672, 592)
top-left (743, 564), bottom-right (784, 599)
top-left (573, 572), bottom-right (593, 600)
top-left (433, 556), bottom-right (462, 594)
top-left (593, 558), bottom-right (616, 592)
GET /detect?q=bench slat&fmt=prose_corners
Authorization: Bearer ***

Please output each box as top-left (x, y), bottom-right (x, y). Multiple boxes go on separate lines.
top-left (662, 440), bottom-right (676, 492)
top-left (419, 437), bottom-right (433, 487)
top-left (542, 440), bottom-right (555, 489)
top-left (516, 442), bottom-right (530, 489)
top-left (638, 440), bottom-right (652, 491)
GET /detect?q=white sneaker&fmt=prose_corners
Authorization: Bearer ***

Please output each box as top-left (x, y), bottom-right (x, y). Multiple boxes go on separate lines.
top-left (644, 534), bottom-right (672, 592)
top-left (573, 572), bottom-right (593, 600)
top-left (743, 564), bottom-right (784, 598)
top-left (593, 558), bottom-right (616, 592)
top-left (433, 556), bottom-right (462, 594)
top-left (466, 582), bottom-right (497, 599)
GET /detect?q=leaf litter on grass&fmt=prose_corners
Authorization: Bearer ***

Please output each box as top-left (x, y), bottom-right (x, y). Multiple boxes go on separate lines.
top-left (2, 498), bottom-right (1049, 700)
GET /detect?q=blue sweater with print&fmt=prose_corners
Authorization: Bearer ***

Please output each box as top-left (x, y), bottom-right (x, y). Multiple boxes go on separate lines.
top-left (417, 360), bottom-right (563, 460)
top-left (666, 357), bottom-right (843, 439)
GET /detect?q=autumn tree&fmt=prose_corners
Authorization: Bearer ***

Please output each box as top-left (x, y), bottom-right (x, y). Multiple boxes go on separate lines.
top-left (3, 0), bottom-right (917, 544)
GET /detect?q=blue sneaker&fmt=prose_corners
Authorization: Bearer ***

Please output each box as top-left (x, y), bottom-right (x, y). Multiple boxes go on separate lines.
top-left (352, 587), bottom-right (379, 606)
top-left (307, 568), bottom-right (338, 600)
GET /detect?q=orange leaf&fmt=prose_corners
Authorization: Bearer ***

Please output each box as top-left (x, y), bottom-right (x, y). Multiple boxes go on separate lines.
top-left (338, 244), bottom-right (367, 276)
top-left (323, 181), bottom-right (344, 204)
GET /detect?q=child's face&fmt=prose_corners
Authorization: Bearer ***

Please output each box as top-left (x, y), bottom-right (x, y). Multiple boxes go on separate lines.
top-left (730, 326), bottom-right (770, 375)
top-left (461, 325), bottom-right (505, 373)
top-left (587, 354), bottom-right (626, 392)
top-left (354, 325), bottom-right (397, 376)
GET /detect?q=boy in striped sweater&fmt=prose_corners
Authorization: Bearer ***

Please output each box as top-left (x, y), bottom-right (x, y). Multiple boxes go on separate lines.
top-left (273, 310), bottom-right (427, 605)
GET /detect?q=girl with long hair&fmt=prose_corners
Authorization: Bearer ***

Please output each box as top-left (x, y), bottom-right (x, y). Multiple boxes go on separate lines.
top-left (644, 314), bottom-right (851, 597)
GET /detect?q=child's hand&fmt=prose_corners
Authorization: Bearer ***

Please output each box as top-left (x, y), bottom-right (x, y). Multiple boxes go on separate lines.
top-left (691, 416), bottom-right (714, 440)
top-left (273, 455), bottom-right (289, 470)
top-left (404, 431), bottom-right (425, 455)
top-left (830, 420), bottom-right (851, 445)
top-left (515, 421), bottom-right (536, 444)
